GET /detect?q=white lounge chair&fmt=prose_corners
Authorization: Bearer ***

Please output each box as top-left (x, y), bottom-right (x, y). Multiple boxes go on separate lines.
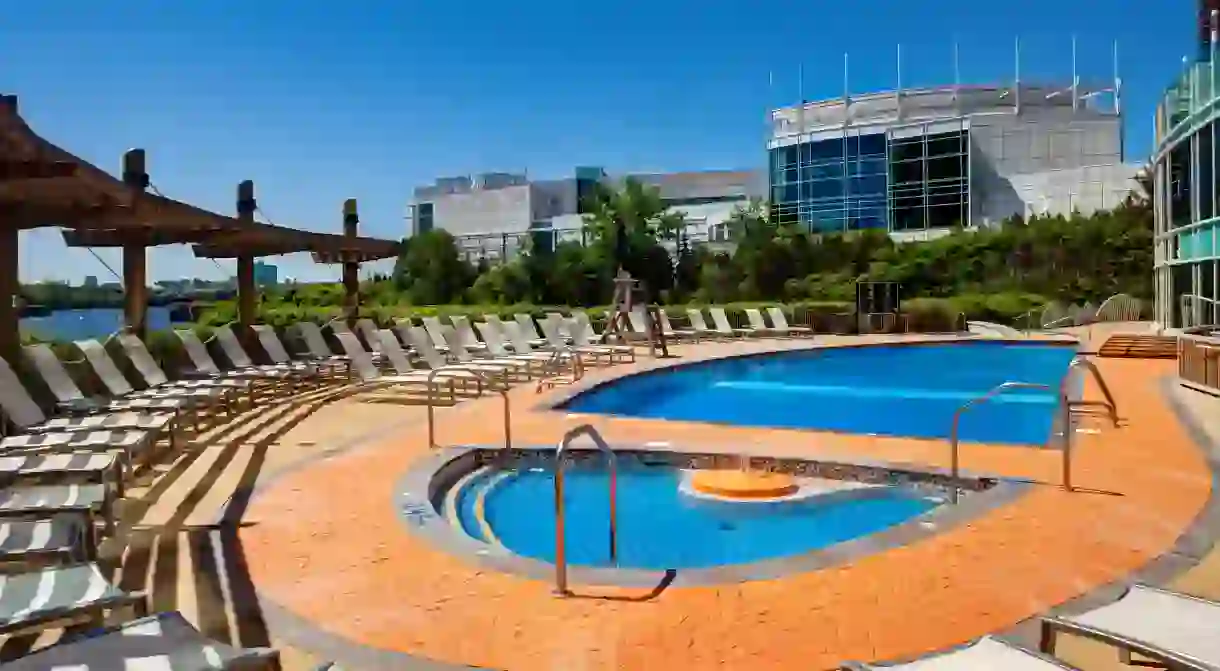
top-left (840, 636), bottom-right (1076, 669)
top-left (419, 316), bottom-right (453, 352)
top-left (473, 322), bottom-right (553, 374)
top-left (744, 308), bottom-right (783, 337)
top-left (439, 325), bottom-right (535, 378)
top-left (213, 326), bottom-right (316, 379)
top-left (333, 333), bottom-right (462, 404)
top-left (397, 327), bottom-right (520, 385)
top-left (448, 315), bottom-right (489, 353)
top-left (514, 313), bottom-right (549, 343)
top-left (686, 309), bottom-right (724, 340)
top-left (567, 320), bottom-right (634, 362)
top-left (539, 316), bottom-right (620, 365)
top-left (766, 306), bottom-right (813, 336)
top-left (709, 307), bottom-right (752, 337)
top-left (1041, 584), bottom-right (1220, 671)
top-left (656, 310), bottom-right (698, 341)
top-left (486, 314), bottom-right (544, 348)
top-left (0, 563), bottom-right (146, 638)
top-left (182, 328), bottom-right (307, 388)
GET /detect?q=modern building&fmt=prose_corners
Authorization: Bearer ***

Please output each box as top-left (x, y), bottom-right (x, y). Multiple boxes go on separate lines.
top-left (769, 77), bottom-right (1140, 241)
top-left (253, 261), bottom-right (279, 288)
top-left (407, 168), bottom-right (762, 262)
top-left (1153, 0), bottom-right (1220, 329)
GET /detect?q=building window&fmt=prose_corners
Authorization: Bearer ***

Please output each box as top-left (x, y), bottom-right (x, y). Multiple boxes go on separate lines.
top-left (889, 128), bottom-right (970, 232)
top-left (417, 202), bottom-right (434, 234)
top-left (768, 132), bottom-right (890, 233)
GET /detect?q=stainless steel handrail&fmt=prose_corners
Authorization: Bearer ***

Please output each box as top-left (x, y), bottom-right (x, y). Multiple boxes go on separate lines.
top-left (426, 366), bottom-right (512, 451)
top-left (553, 423), bottom-right (618, 596)
top-left (1064, 357), bottom-right (1119, 428)
top-left (949, 381), bottom-right (1056, 503)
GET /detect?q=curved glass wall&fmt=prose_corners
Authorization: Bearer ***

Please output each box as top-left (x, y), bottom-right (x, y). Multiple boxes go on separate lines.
top-left (1154, 55), bottom-right (1220, 329)
top-left (768, 124), bottom-right (969, 234)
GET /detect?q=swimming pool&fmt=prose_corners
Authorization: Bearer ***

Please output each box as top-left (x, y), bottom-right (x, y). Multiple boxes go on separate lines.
top-left (561, 342), bottom-right (1077, 445)
top-left (448, 459), bottom-right (943, 570)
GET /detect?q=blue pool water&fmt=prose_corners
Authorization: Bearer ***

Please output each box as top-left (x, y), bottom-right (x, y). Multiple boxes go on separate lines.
top-left (452, 462), bottom-right (940, 570)
top-left (563, 342), bottom-right (1077, 445)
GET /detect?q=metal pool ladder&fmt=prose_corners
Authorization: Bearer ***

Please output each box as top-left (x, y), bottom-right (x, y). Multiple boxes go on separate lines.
top-left (948, 382), bottom-right (1059, 504)
top-left (553, 424), bottom-right (619, 596)
top-left (1064, 356), bottom-right (1119, 428)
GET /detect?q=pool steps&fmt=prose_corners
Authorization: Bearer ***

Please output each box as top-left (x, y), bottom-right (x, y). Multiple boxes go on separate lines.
top-left (473, 470), bottom-right (513, 549)
top-left (443, 465), bottom-right (511, 551)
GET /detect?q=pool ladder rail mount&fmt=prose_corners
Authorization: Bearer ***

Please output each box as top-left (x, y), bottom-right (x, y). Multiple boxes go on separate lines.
top-left (948, 357), bottom-right (1118, 504)
top-left (553, 424), bottom-right (619, 597)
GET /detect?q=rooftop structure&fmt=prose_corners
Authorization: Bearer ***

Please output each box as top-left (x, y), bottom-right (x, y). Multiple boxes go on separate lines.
top-left (768, 42), bottom-right (1139, 240)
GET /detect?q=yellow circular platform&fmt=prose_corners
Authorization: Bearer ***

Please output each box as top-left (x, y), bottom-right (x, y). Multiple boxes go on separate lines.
top-left (689, 469), bottom-right (800, 500)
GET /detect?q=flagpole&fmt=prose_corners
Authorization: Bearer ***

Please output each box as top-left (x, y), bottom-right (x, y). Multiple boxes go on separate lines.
top-left (1071, 34), bottom-right (1079, 112)
top-left (1014, 36), bottom-right (1022, 115)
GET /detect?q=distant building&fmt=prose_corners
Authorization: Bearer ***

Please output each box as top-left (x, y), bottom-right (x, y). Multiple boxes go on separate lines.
top-left (406, 167), bottom-right (762, 263)
top-left (253, 261), bottom-right (279, 287)
top-left (82, 276), bottom-right (98, 289)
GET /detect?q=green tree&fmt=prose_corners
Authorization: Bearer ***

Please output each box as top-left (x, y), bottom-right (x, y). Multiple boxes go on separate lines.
top-left (399, 230), bottom-right (476, 304)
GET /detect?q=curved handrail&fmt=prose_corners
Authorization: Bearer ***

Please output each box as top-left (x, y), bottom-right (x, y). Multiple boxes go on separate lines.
top-left (1064, 357), bottom-right (1119, 428)
top-left (425, 366), bottom-right (512, 451)
top-left (949, 381), bottom-right (1056, 503)
top-left (553, 423), bottom-right (618, 596)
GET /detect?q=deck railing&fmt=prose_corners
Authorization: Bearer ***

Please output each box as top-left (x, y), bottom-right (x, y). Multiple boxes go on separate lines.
top-left (1179, 333), bottom-right (1220, 396)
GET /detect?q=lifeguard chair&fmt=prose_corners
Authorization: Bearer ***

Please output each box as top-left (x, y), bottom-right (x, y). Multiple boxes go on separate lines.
top-left (602, 269), bottom-right (669, 358)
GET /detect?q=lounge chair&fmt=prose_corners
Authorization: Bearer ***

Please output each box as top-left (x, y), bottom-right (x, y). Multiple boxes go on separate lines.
top-left (744, 308), bottom-right (784, 337)
top-left (440, 325), bottom-right (536, 378)
top-left (539, 317), bottom-right (620, 365)
top-left (448, 315), bottom-right (488, 353)
top-left (213, 325), bottom-right (317, 380)
top-left (709, 307), bottom-right (753, 337)
top-left (1040, 584), bottom-right (1220, 670)
top-left (2, 610), bottom-right (279, 670)
top-left (326, 320), bottom-right (388, 366)
top-left (840, 636), bottom-right (1077, 669)
top-left (626, 307), bottom-right (655, 339)
top-left (419, 316), bottom-right (454, 352)
top-left (486, 314), bottom-right (545, 348)
top-left (657, 310), bottom-right (698, 341)
top-left (376, 328), bottom-right (499, 395)
top-left (514, 313), bottom-right (550, 343)
top-left (397, 327), bottom-right (521, 384)
top-left (567, 320), bottom-right (635, 362)
top-left (0, 482), bottom-right (114, 537)
top-left (333, 333), bottom-right (461, 403)
top-left (354, 319), bottom-right (388, 354)
top-left (545, 312), bottom-right (572, 338)
top-left (250, 324), bottom-right (349, 378)
top-left (767, 306), bottom-right (813, 336)
top-left (473, 322), bottom-right (553, 375)
top-left (501, 322), bottom-right (577, 364)
top-left (0, 514), bottom-right (94, 563)
top-left (685, 309), bottom-right (724, 340)
top-left (0, 562), bottom-right (145, 638)
top-left (1, 354), bottom-right (177, 443)
top-left (180, 328), bottom-right (306, 389)
top-left (570, 311), bottom-right (601, 342)
top-left (96, 336), bottom-right (244, 425)
top-left (296, 321), bottom-right (345, 360)
top-left (23, 343), bottom-right (192, 424)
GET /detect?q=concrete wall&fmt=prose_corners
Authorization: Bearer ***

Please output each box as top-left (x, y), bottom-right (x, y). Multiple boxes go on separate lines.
top-left (428, 184), bottom-right (535, 237)
top-left (970, 109), bottom-right (1136, 224)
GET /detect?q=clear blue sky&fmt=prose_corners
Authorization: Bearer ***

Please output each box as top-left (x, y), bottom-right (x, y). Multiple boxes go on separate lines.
top-left (8, 0), bottom-right (1196, 283)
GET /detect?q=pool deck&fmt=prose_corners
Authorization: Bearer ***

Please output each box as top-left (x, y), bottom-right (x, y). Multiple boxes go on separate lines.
top-left (226, 335), bottom-right (1217, 670)
top-left (5, 333), bottom-right (1212, 669)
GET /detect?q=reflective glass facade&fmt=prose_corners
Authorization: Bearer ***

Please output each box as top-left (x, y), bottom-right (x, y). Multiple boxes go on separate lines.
top-left (1153, 40), bottom-right (1220, 329)
top-left (768, 126), bottom-right (969, 233)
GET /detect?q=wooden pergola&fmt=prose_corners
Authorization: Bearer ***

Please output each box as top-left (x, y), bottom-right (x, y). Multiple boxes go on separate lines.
top-left (190, 195), bottom-right (402, 327)
top-left (0, 94), bottom-right (250, 365)
top-left (2, 93), bottom-right (402, 367)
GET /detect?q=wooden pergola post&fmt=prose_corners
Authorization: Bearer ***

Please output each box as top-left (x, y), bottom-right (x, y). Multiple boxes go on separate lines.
top-left (121, 149), bottom-right (149, 338)
top-left (342, 198), bottom-right (359, 321)
top-left (235, 180), bottom-right (258, 334)
top-left (0, 223), bottom-right (18, 367)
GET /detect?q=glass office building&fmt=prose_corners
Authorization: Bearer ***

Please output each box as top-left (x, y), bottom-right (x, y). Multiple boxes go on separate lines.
top-left (1153, 31), bottom-right (1220, 329)
top-left (769, 123), bottom-right (969, 233)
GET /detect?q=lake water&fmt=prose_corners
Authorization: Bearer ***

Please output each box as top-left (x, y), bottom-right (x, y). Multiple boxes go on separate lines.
top-left (19, 307), bottom-right (174, 342)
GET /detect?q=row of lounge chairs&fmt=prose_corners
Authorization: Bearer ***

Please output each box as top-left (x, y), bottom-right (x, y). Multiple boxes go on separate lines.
top-left (0, 312), bottom-right (646, 668)
top-left (0, 325), bottom-right (370, 668)
top-left (842, 584), bottom-right (1220, 669)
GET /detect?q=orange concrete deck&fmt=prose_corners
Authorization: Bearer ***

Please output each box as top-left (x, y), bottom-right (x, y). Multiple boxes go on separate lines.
top-left (238, 340), bottom-right (1214, 670)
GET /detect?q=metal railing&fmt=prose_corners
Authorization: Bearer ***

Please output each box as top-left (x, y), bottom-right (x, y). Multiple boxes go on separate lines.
top-left (1064, 357), bottom-right (1119, 428)
top-left (553, 424), bottom-right (618, 596)
top-left (426, 367), bottom-right (512, 451)
top-left (949, 382), bottom-right (1057, 503)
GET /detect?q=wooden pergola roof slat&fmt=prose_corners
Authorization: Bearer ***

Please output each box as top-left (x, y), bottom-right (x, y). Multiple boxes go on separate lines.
top-left (191, 222), bottom-right (401, 261)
